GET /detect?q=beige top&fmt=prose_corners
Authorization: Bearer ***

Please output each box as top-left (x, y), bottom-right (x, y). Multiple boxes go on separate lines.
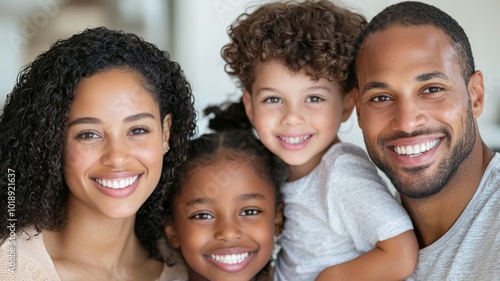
top-left (0, 228), bottom-right (188, 281)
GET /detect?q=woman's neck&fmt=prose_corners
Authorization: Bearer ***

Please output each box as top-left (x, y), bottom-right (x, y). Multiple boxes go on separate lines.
top-left (43, 201), bottom-right (161, 280)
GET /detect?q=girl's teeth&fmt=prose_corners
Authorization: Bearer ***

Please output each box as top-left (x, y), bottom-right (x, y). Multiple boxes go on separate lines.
top-left (279, 135), bottom-right (311, 145)
top-left (95, 175), bottom-right (139, 189)
top-left (394, 139), bottom-right (440, 156)
top-left (210, 252), bottom-right (250, 264)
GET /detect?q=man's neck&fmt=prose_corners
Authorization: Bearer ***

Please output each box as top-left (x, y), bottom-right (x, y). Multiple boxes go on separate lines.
top-left (401, 141), bottom-right (494, 248)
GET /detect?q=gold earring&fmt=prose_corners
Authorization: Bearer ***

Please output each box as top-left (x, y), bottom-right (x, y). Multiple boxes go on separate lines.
top-left (163, 147), bottom-right (170, 155)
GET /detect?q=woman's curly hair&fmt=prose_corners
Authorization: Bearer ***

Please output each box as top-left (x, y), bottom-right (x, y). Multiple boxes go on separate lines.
top-left (0, 27), bottom-right (196, 261)
top-left (222, 0), bottom-right (366, 93)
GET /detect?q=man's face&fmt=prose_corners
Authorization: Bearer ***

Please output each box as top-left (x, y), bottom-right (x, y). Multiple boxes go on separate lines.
top-left (355, 25), bottom-right (483, 199)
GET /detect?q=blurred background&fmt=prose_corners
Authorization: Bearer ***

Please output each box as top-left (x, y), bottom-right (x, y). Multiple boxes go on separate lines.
top-left (1, 0), bottom-right (499, 152)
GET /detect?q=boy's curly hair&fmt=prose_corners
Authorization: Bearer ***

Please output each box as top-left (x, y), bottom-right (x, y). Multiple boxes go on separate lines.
top-left (222, 0), bottom-right (366, 93)
top-left (0, 27), bottom-right (196, 261)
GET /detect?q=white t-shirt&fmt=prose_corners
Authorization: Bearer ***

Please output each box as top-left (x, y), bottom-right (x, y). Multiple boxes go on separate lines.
top-left (274, 143), bottom-right (413, 281)
top-left (408, 153), bottom-right (500, 280)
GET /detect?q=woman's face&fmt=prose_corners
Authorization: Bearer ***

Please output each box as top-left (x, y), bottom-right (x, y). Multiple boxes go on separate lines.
top-left (64, 68), bottom-right (171, 219)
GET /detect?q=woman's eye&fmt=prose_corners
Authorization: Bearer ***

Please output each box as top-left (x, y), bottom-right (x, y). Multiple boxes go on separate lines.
top-left (306, 96), bottom-right (324, 103)
top-left (240, 209), bottom-right (261, 216)
top-left (263, 97), bottom-right (282, 103)
top-left (423, 87), bottom-right (443, 94)
top-left (77, 131), bottom-right (100, 139)
top-left (129, 127), bottom-right (150, 135)
top-left (190, 213), bottom-right (214, 220)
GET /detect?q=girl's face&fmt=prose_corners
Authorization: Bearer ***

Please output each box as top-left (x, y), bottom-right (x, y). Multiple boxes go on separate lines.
top-left (166, 158), bottom-right (277, 281)
top-left (64, 69), bottom-right (171, 220)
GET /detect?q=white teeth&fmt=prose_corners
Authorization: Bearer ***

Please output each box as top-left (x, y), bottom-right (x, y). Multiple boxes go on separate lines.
top-left (95, 175), bottom-right (139, 189)
top-left (394, 139), bottom-right (440, 156)
top-left (279, 135), bottom-right (311, 145)
top-left (210, 252), bottom-right (250, 264)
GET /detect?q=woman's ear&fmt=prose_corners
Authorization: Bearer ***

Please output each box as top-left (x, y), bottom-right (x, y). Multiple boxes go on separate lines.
top-left (275, 201), bottom-right (284, 236)
top-left (162, 114), bottom-right (172, 153)
top-left (164, 220), bottom-right (180, 248)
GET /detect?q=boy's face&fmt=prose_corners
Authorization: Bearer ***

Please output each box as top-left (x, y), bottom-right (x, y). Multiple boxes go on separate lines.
top-left (243, 61), bottom-right (354, 180)
top-left (355, 25), bottom-right (484, 199)
top-left (165, 158), bottom-right (277, 281)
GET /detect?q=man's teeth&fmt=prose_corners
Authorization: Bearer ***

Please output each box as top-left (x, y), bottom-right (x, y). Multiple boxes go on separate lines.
top-left (279, 135), bottom-right (311, 145)
top-left (210, 252), bottom-right (250, 264)
top-left (95, 175), bottom-right (139, 189)
top-left (394, 139), bottom-right (440, 156)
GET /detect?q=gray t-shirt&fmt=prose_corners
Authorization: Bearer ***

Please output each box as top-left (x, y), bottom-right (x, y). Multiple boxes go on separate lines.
top-left (408, 153), bottom-right (500, 281)
top-left (274, 143), bottom-right (413, 281)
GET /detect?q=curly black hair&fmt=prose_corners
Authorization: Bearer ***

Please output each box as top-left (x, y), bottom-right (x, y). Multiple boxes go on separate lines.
top-left (0, 27), bottom-right (197, 261)
top-left (354, 1), bottom-right (475, 84)
top-left (222, 0), bottom-right (366, 93)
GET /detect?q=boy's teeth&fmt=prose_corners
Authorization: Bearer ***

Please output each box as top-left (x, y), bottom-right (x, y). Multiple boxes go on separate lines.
top-left (279, 135), bottom-right (311, 145)
top-left (95, 175), bottom-right (139, 189)
top-left (210, 252), bottom-right (250, 264)
top-left (394, 139), bottom-right (440, 156)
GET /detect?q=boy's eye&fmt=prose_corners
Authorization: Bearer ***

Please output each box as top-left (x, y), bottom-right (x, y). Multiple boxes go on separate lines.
top-left (263, 97), bottom-right (282, 103)
top-left (305, 96), bottom-right (324, 103)
top-left (240, 209), bottom-right (261, 216)
top-left (129, 126), bottom-right (150, 135)
top-left (190, 213), bottom-right (214, 220)
top-left (77, 131), bottom-right (100, 139)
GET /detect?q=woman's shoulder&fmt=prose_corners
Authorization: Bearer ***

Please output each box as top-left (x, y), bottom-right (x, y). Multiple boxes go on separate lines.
top-left (0, 228), bottom-right (60, 281)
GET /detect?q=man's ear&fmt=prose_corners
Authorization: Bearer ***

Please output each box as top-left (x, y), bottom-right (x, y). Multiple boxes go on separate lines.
top-left (162, 113), bottom-right (172, 153)
top-left (275, 201), bottom-right (284, 236)
top-left (164, 220), bottom-right (180, 248)
top-left (341, 89), bottom-right (356, 122)
top-left (468, 71), bottom-right (485, 118)
top-left (353, 88), bottom-right (361, 126)
top-left (242, 91), bottom-right (254, 124)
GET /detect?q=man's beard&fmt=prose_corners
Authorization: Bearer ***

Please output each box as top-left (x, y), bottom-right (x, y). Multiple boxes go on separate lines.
top-left (365, 105), bottom-right (476, 199)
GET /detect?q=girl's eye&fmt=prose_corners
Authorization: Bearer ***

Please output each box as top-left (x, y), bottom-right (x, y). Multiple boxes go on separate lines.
top-left (240, 209), bottom-right (261, 216)
top-left (371, 95), bottom-right (393, 103)
top-left (305, 96), bottom-right (324, 103)
top-left (129, 126), bottom-right (150, 135)
top-left (423, 87), bottom-right (443, 94)
top-left (263, 97), bottom-right (282, 103)
top-left (190, 213), bottom-right (214, 220)
top-left (77, 131), bottom-right (100, 139)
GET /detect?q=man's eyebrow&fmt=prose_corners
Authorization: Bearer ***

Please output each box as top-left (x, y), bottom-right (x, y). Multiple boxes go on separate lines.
top-left (67, 117), bottom-right (101, 128)
top-left (362, 81), bottom-right (388, 94)
top-left (415, 71), bottom-right (449, 82)
top-left (235, 193), bottom-right (266, 202)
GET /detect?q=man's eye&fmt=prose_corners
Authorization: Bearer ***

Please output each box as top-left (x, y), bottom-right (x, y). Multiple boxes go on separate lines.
top-left (240, 209), bottom-right (261, 216)
top-left (263, 97), bottom-right (281, 103)
top-left (190, 213), bottom-right (214, 220)
top-left (371, 95), bottom-right (392, 102)
top-left (423, 87), bottom-right (443, 94)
